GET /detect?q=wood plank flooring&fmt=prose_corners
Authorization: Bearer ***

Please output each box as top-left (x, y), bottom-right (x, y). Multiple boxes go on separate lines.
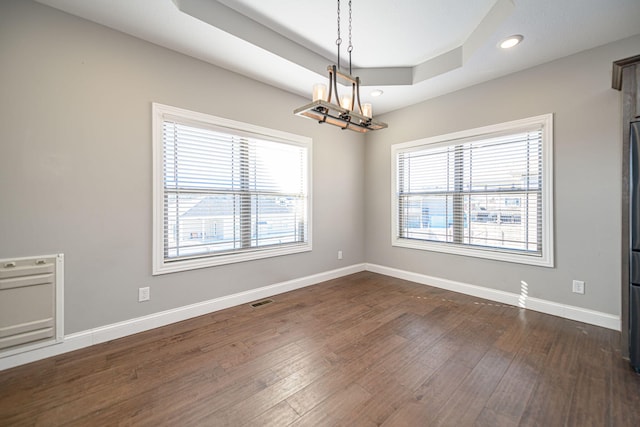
top-left (1, 271), bottom-right (640, 426)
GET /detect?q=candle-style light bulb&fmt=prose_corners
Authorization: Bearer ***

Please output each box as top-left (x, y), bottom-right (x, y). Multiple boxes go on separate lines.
top-left (340, 94), bottom-right (352, 110)
top-left (362, 103), bottom-right (373, 118)
top-left (312, 83), bottom-right (327, 102)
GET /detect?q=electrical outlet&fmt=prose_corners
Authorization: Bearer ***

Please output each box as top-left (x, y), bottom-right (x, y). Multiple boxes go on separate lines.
top-left (337, 250), bottom-right (343, 260)
top-left (138, 287), bottom-right (150, 302)
top-left (572, 280), bottom-right (585, 295)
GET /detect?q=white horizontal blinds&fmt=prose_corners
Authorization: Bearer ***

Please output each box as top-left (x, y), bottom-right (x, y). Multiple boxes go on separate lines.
top-left (163, 120), bottom-right (308, 261)
top-left (397, 127), bottom-right (543, 255)
top-left (248, 140), bottom-right (308, 248)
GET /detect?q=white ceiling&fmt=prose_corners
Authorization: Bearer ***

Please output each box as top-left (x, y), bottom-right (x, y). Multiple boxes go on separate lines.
top-left (35, 0), bottom-right (640, 114)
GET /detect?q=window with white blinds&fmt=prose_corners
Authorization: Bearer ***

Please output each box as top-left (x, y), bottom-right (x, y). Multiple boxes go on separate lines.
top-left (152, 103), bottom-right (311, 274)
top-left (392, 114), bottom-right (554, 267)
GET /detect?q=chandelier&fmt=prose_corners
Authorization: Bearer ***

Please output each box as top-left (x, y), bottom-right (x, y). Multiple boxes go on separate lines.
top-left (293, 0), bottom-right (388, 133)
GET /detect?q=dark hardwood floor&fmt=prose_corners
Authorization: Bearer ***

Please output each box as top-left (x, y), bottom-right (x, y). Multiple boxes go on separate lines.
top-left (1, 271), bottom-right (640, 426)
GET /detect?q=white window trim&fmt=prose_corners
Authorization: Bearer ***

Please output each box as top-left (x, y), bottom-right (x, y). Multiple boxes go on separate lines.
top-left (152, 103), bottom-right (313, 275)
top-left (391, 114), bottom-right (554, 267)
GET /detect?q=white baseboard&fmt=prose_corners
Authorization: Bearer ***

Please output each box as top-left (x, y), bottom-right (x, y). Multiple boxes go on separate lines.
top-left (0, 263), bottom-right (366, 371)
top-left (1, 262), bottom-right (621, 371)
top-left (365, 263), bottom-right (621, 331)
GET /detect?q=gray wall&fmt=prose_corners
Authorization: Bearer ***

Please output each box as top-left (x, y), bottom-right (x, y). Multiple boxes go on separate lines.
top-left (2, 0), bottom-right (637, 338)
top-left (366, 34), bottom-right (640, 316)
top-left (0, 0), bottom-right (365, 334)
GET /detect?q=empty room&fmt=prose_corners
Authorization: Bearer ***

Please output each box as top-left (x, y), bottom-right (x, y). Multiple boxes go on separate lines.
top-left (2, 0), bottom-right (640, 425)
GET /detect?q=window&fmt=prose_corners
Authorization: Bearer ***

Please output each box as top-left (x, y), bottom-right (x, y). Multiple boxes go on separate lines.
top-left (152, 103), bottom-right (311, 274)
top-left (392, 114), bottom-right (553, 267)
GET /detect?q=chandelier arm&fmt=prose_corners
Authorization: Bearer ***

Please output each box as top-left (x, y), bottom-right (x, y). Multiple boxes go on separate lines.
top-left (331, 65), bottom-right (340, 109)
top-left (355, 76), bottom-right (364, 116)
top-left (350, 82), bottom-right (356, 111)
top-left (327, 66), bottom-right (334, 104)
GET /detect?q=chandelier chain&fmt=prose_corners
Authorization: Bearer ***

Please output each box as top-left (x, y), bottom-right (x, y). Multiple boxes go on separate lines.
top-left (348, 0), bottom-right (353, 74)
top-left (336, 0), bottom-right (341, 46)
top-left (336, 0), bottom-right (342, 70)
top-left (348, 0), bottom-right (353, 53)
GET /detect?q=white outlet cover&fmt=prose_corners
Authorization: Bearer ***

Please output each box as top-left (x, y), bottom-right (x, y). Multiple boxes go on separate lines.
top-left (572, 280), bottom-right (585, 294)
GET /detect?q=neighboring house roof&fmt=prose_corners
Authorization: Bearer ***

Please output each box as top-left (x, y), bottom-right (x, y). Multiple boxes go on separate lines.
top-left (182, 195), bottom-right (293, 218)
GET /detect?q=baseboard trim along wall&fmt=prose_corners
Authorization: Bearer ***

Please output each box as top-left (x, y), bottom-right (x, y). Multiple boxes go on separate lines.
top-left (0, 264), bottom-right (365, 371)
top-left (365, 263), bottom-right (621, 331)
top-left (0, 262), bottom-right (620, 371)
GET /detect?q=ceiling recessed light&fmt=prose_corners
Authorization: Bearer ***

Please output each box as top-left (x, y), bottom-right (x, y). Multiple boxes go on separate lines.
top-left (371, 89), bottom-right (384, 97)
top-left (499, 35), bottom-right (523, 49)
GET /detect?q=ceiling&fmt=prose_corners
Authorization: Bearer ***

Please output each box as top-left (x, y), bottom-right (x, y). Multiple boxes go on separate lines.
top-left (35, 0), bottom-right (640, 114)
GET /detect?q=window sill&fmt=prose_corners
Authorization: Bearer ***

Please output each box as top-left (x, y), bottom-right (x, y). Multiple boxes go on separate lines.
top-left (392, 238), bottom-right (554, 268)
top-left (152, 243), bottom-right (312, 275)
